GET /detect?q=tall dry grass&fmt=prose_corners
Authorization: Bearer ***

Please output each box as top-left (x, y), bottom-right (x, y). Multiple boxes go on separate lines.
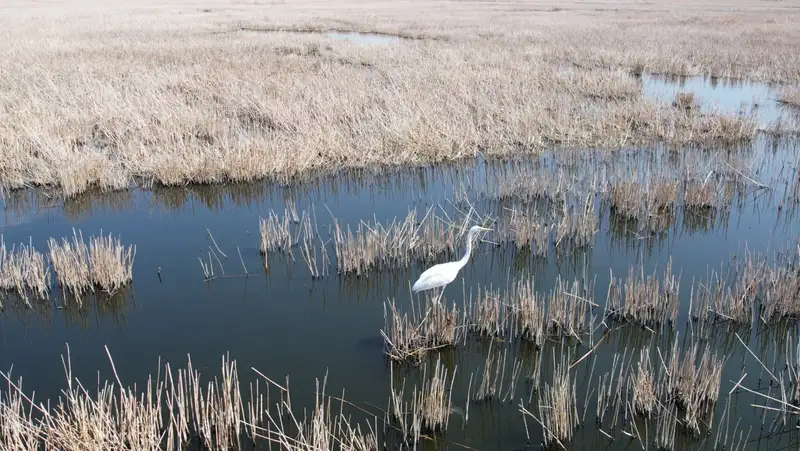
top-left (0, 0), bottom-right (791, 195)
top-left (48, 228), bottom-right (136, 298)
top-left (0, 236), bottom-right (50, 305)
top-left (0, 347), bottom-right (380, 450)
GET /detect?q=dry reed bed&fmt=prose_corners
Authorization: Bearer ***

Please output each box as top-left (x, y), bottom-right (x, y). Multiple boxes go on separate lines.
top-left (1, 1), bottom-right (790, 196)
top-left (605, 260), bottom-right (680, 331)
top-left (0, 229), bottom-right (134, 309)
top-left (0, 236), bottom-right (50, 307)
top-left (333, 208), bottom-right (467, 276)
top-left (258, 206), bottom-right (329, 278)
top-left (48, 229), bottom-right (136, 297)
top-left (594, 336), bottom-right (725, 438)
top-left (381, 273), bottom-right (595, 362)
top-left (690, 247), bottom-right (800, 333)
top-left (0, 348), bottom-right (380, 450)
top-left (778, 89), bottom-right (800, 108)
top-left (389, 356), bottom-right (456, 443)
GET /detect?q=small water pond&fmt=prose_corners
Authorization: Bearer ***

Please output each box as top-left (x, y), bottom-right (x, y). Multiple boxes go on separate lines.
top-left (642, 72), bottom-right (797, 129)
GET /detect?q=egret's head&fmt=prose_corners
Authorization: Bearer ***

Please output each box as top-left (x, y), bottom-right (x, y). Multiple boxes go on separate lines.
top-left (469, 225), bottom-right (492, 234)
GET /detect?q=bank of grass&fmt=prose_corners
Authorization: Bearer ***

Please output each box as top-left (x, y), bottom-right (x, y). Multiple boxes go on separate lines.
top-left (0, 0), bottom-right (797, 196)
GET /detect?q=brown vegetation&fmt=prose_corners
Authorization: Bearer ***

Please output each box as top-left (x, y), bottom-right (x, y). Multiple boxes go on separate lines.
top-left (1, 0), bottom-right (792, 195)
top-left (606, 260), bottom-right (680, 330)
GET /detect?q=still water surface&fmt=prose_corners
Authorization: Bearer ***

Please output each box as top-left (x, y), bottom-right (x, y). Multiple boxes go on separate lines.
top-left (1, 136), bottom-right (800, 449)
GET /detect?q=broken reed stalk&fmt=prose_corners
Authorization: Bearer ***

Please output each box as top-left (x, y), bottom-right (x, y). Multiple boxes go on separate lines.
top-left (0, 235), bottom-right (50, 305)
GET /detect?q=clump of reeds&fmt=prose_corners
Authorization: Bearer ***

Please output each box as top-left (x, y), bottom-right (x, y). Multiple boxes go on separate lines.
top-left (760, 257), bottom-right (800, 322)
top-left (0, 347), bottom-right (265, 450)
top-left (389, 356), bottom-right (456, 442)
top-left (382, 296), bottom-right (463, 361)
top-left (509, 208), bottom-right (552, 255)
top-left (605, 259), bottom-right (680, 330)
top-left (48, 228), bottom-right (135, 297)
top-left (610, 179), bottom-right (678, 231)
top-left (554, 195), bottom-right (597, 250)
top-left (684, 180), bottom-right (717, 209)
top-left (673, 92), bottom-right (698, 111)
top-left (259, 208), bottom-right (294, 255)
top-left (466, 285), bottom-right (506, 337)
top-left (664, 337), bottom-right (725, 434)
top-left (631, 349), bottom-right (657, 417)
top-left (261, 373), bottom-right (379, 451)
top-left (333, 207), bottom-right (465, 275)
top-left (509, 275), bottom-right (545, 346)
top-left (520, 351), bottom-right (578, 448)
top-left (546, 276), bottom-right (595, 339)
top-left (690, 251), bottom-right (763, 331)
top-left (777, 89), bottom-right (800, 108)
top-left (0, 236), bottom-right (50, 305)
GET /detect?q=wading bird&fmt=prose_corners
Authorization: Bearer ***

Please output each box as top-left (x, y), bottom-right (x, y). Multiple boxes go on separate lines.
top-left (411, 225), bottom-right (492, 302)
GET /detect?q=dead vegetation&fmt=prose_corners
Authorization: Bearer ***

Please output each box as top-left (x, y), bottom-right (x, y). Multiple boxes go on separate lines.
top-left (0, 347), bottom-right (382, 451)
top-left (389, 356), bottom-right (456, 442)
top-left (778, 89), bottom-right (800, 108)
top-left (605, 260), bottom-right (680, 330)
top-left (48, 228), bottom-right (136, 297)
top-left (0, 0), bottom-right (788, 196)
top-left (332, 208), bottom-right (469, 275)
top-left (382, 296), bottom-right (463, 361)
top-left (0, 236), bottom-right (50, 306)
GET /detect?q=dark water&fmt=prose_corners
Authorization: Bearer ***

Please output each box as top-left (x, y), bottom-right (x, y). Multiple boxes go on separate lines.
top-left (1, 135), bottom-right (800, 450)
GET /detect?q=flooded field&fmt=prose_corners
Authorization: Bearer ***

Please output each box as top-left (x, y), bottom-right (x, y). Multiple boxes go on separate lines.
top-left (2, 131), bottom-right (800, 449)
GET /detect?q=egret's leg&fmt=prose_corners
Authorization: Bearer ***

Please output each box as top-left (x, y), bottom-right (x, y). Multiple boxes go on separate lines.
top-left (435, 284), bottom-right (447, 306)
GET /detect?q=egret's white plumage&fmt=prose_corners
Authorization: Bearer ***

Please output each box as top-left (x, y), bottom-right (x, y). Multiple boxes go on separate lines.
top-left (411, 225), bottom-right (491, 297)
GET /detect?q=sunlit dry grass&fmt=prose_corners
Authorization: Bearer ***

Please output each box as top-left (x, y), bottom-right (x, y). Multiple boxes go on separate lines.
top-left (0, 236), bottom-right (50, 304)
top-left (0, 0), bottom-right (792, 195)
top-left (48, 229), bottom-right (135, 298)
top-left (0, 347), bottom-right (378, 451)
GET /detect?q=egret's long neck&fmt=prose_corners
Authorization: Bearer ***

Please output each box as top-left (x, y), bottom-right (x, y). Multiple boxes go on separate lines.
top-left (458, 230), bottom-right (476, 268)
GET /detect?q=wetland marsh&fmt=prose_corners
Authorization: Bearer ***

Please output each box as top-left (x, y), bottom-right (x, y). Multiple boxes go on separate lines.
top-left (2, 0), bottom-right (800, 450)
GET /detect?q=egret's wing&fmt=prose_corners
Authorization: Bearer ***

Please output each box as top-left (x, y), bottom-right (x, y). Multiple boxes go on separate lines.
top-left (411, 262), bottom-right (459, 292)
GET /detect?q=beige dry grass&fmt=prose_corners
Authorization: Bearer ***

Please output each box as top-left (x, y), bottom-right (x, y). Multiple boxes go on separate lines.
top-left (1, 0), bottom-right (796, 196)
top-left (778, 89), bottom-right (800, 108)
top-left (0, 347), bottom-right (378, 451)
top-left (48, 228), bottom-right (136, 298)
top-left (0, 236), bottom-right (50, 304)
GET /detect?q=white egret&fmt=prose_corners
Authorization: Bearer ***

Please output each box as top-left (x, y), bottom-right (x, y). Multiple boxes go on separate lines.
top-left (411, 225), bottom-right (491, 302)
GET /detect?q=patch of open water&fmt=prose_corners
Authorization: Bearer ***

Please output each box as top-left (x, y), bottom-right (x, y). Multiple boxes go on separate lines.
top-left (1, 136), bottom-right (800, 449)
top-left (642, 73), bottom-right (798, 130)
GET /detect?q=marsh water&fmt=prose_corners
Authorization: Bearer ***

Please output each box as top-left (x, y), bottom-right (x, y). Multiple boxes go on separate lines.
top-left (2, 133), bottom-right (800, 450)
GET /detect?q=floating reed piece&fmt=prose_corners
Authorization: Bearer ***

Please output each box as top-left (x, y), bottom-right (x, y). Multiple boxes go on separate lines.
top-left (389, 356), bottom-right (456, 443)
top-left (382, 296), bottom-right (463, 361)
top-left (606, 259), bottom-right (680, 330)
top-left (0, 236), bottom-right (50, 304)
top-left (48, 228), bottom-right (135, 296)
